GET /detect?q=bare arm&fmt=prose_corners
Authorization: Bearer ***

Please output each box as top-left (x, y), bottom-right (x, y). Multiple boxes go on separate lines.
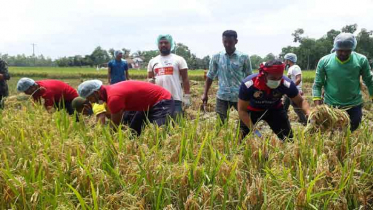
top-left (45, 106), bottom-right (54, 113)
top-left (294, 74), bottom-right (302, 86)
top-left (180, 68), bottom-right (190, 94)
top-left (147, 72), bottom-right (155, 83)
top-left (126, 70), bottom-right (130, 80)
top-left (291, 94), bottom-right (311, 116)
top-left (202, 77), bottom-right (213, 103)
top-left (96, 113), bottom-right (106, 124)
top-left (111, 111), bottom-right (123, 127)
top-left (238, 99), bottom-right (253, 130)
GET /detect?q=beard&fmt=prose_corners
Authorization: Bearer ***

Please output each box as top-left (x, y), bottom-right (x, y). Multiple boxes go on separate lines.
top-left (160, 48), bottom-right (171, 55)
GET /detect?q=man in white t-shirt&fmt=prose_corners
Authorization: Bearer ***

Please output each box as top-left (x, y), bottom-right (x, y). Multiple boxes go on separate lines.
top-left (283, 53), bottom-right (307, 125)
top-left (147, 34), bottom-right (191, 116)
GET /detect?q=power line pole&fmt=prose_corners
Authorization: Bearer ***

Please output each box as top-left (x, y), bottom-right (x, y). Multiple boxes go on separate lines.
top-left (31, 43), bottom-right (36, 66)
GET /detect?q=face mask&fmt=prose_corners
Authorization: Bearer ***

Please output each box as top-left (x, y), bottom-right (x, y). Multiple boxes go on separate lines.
top-left (266, 79), bottom-right (281, 89)
top-left (285, 64), bottom-right (290, 70)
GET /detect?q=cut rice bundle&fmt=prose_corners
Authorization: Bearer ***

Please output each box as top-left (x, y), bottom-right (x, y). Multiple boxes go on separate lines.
top-left (306, 105), bottom-right (350, 133)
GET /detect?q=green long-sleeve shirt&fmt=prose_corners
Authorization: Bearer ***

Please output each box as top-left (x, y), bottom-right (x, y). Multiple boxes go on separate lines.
top-left (312, 52), bottom-right (373, 107)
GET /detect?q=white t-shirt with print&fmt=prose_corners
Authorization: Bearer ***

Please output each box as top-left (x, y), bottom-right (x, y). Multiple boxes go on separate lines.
top-left (147, 54), bottom-right (188, 101)
top-left (287, 65), bottom-right (302, 91)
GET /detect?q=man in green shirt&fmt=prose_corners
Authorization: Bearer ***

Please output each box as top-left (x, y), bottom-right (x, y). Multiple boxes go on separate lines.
top-left (312, 33), bottom-right (373, 131)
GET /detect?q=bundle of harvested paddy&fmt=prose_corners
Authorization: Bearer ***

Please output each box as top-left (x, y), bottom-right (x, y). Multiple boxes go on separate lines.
top-left (305, 105), bottom-right (350, 133)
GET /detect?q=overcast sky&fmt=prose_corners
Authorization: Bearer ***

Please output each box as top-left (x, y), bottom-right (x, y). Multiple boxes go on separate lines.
top-left (0, 0), bottom-right (372, 59)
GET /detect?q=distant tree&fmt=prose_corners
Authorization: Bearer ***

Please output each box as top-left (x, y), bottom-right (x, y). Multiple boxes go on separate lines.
top-left (249, 54), bottom-right (263, 70)
top-left (108, 48), bottom-right (115, 58)
top-left (122, 48), bottom-right (131, 59)
top-left (264, 53), bottom-right (276, 62)
top-left (90, 46), bottom-right (110, 65)
top-left (342, 24), bottom-right (358, 34)
top-left (292, 28), bottom-right (304, 43)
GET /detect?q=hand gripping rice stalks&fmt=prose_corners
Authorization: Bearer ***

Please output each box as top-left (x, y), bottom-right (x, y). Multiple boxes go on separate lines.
top-left (305, 105), bottom-right (350, 133)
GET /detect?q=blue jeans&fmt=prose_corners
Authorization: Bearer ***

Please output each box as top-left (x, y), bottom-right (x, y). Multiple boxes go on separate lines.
top-left (345, 105), bottom-right (362, 132)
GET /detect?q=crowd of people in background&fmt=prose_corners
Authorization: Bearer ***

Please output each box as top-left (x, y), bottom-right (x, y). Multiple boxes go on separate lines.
top-left (0, 30), bottom-right (372, 140)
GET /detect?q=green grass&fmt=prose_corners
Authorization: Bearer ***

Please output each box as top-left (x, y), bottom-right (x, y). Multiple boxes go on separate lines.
top-left (9, 67), bottom-right (316, 82)
top-left (9, 67), bottom-right (207, 81)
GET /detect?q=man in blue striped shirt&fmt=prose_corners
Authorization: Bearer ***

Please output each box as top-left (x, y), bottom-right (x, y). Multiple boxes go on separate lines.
top-left (202, 30), bottom-right (252, 123)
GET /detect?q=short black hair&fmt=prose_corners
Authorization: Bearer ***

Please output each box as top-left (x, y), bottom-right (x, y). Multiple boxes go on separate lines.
top-left (265, 59), bottom-right (283, 67)
top-left (222, 30), bottom-right (237, 39)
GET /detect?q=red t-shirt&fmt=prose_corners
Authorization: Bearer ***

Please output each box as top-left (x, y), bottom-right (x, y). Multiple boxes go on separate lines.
top-left (101, 80), bottom-right (172, 114)
top-left (33, 80), bottom-right (78, 107)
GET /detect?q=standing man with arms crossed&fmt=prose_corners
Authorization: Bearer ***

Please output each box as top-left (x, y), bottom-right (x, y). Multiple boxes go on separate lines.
top-left (147, 34), bottom-right (191, 116)
top-left (283, 53), bottom-right (307, 125)
top-left (201, 30), bottom-right (252, 124)
top-left (108, 50), bottom-right (130, 84)
top-left (312, 33), bottom-right (373, 132)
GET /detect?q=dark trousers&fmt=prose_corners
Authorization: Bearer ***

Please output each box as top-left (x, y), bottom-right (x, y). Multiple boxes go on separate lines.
top-left (55, 100), bottom-right (74, 115)
top-left (129, 99), bottom-right (175, 136)
top-left (283, 96), bottom-right (307, 125)
top-left (345, 105), bottom-right (362, 132)
top-left (215, 98), bottom-right (238, 123)
top-left (240, 108), bottom-right (293, 141)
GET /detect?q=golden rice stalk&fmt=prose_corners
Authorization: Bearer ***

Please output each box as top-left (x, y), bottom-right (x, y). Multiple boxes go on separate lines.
top-left (305, 105), bottom-right (350, 133)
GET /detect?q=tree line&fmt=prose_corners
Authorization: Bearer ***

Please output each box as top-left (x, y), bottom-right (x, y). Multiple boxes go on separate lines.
top-left (1, 24), bottom-right (372, 70)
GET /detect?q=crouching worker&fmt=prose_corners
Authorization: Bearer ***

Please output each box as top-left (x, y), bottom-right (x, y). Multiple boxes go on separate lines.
top-left (72, 96), bottom-right (135, 125)
top-left (238, 60), bottom-right (311, 141)
top-left (77, 80), bottom-right (175, 135)
top-left (17, 78), bottom-right (78, 114)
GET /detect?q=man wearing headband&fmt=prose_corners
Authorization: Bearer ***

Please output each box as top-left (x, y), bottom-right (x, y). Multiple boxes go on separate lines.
top-left (238, 60), bottom-right (310, 141)
top-left (283, 53), bottom-right (307, 126)
top-left (202, 30), bottom-right (252, 124)
top-left (16, 78), bottom-right (78, 114)
top-left (108, 50), bottom-right (129, 84)
top-left (0, 58), bottom-right (10, 109)
top-left (147, 34), bottom-right (190, 116)
top-left (78, 80), bottom-right (175, 136)
top-left (312, 33), bottom-right (373, 132)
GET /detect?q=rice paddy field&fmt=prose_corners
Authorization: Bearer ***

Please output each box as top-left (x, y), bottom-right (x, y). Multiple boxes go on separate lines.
top-left (0, 67), bottom-right (372, 209)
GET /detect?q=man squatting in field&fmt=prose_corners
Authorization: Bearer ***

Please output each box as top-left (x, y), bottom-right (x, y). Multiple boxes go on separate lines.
top-left (108, 50), bottom-right (130, 84)
top-left (16, 78), bottom-right (78, 114)
top-left (202, 30), bottom-right (252, 124)
top-left (147, 34), bottom-right (191, 117)
top-left (312, 33), bottom-right (373, 132)
top-left (238, 60), bottom-right (311, 141)
top-left (283, 53), bottom-right (308, 125)
top-left (77, 80), bottom-right (175, 136)
top-left (0, 58), bottom-right (10, 109)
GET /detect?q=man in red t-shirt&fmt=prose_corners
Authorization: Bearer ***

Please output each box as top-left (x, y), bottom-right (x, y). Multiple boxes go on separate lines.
top-left (78, 80), bottom-right (175, 135)
top-left (17, 78), bottom-right (78, 114)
